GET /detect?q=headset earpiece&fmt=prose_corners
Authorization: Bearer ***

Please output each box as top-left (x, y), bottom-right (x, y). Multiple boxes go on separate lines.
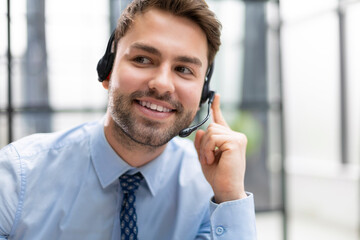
top-left (97, 31), bottom-right (116, 82)
top-left (200, 62), bottom-right (214, 105)
top-left (200, 80), bottom-right (210, 105)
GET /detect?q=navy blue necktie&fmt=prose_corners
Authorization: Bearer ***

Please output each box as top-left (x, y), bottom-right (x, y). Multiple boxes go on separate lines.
top-left (119, 172), bottom-right (143, 240)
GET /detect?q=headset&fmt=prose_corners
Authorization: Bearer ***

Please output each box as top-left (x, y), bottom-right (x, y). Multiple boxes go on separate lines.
top-left (97, 31), bottom-right (215, 137)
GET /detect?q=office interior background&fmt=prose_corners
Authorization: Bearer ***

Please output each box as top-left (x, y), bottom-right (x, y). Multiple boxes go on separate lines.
top-left (1, 0), bottom-right (359, 239)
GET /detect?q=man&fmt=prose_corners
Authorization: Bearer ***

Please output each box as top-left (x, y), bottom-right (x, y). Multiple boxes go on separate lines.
top-left (0, 0), bottom-right (257, 239)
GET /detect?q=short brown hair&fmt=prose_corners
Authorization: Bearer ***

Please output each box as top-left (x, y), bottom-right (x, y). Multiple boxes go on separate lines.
top-left (115, 0), bottom-right (222, 66)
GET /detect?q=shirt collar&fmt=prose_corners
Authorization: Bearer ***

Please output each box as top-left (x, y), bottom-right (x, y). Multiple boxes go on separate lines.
top-left (137, 147), bottom-right (169, 196)
top-left (90, 118), bottom-right (169, 197)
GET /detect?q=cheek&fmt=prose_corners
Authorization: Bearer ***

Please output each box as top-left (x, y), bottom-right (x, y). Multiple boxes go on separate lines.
top-left (110, 64), bottom-right (148, 93)
top-left (177, 82), bottom-right (203, 110)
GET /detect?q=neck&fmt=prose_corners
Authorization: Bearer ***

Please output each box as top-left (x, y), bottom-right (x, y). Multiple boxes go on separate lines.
top-left (103, 114), bottom-right (167, 167)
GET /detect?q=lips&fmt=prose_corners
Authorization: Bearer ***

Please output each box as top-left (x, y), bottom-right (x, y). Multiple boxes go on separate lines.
top-left (138, 100), bottom-right (174, 113)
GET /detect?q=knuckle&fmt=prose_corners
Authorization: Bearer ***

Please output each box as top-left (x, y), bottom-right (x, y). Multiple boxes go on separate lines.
top-left (208, 134), bottom-right (217, 143)
top-left (236, 133), bottom-right (247, 146)
top-left (207, 123), bottom-right (216, 131)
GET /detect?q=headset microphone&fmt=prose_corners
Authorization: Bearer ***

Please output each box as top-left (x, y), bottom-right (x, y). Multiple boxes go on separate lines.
top-left (178, 91), bottom-right (215, 138)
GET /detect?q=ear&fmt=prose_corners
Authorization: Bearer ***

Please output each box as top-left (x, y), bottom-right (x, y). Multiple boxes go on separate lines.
top-left (101, 72), bottom-right (112, 90)
top-left (102, 79), bottom-right (109, 90)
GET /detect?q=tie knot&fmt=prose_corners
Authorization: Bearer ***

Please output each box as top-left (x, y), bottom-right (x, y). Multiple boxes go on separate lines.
top-left (119, 172), bottom-right (143, 193)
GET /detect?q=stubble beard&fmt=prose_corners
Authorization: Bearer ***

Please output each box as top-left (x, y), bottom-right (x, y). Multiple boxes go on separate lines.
top-left (108, 88), bottom-right (195, 149)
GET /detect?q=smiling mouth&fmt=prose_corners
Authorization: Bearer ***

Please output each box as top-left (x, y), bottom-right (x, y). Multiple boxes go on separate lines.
top-left (137, 100), bottom-right (175, 113)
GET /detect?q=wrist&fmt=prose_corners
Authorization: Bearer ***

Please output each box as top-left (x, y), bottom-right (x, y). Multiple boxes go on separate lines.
top-left (214, 191), bottom-right (247, 204)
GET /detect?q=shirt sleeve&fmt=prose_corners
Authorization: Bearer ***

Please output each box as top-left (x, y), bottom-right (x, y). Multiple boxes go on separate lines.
top-left (209, 193), bottom-right (257, 240)
top-left (0, 144), bottom-right (24, 239)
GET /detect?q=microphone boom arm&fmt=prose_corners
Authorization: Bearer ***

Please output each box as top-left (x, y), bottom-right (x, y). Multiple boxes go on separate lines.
top-left (178, 91), bottom-right (215, 138)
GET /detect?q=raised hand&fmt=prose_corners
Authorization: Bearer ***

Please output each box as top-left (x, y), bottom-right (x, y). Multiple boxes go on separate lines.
top-left (194, 94), bottom-right (248, 203)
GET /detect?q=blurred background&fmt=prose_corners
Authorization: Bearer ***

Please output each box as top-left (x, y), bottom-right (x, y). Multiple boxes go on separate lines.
top-left (1, 0), bottom-right (359, 239)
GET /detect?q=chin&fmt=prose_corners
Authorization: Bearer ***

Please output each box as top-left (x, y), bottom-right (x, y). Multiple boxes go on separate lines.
top-left (128, 123), bottom-right (180, 147)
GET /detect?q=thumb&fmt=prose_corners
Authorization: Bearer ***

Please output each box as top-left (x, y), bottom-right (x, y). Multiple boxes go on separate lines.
top-left (194, 130), bottom-right (205, 163)
top-left (212, 94), bottom-right (229, 127)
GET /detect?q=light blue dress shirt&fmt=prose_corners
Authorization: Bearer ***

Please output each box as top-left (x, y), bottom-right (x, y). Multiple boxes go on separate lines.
top-left (0, 119), bottom-right (257, 240)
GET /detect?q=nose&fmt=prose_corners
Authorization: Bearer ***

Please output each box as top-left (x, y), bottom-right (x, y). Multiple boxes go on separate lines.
top-left (148, 65), bottom-right (175, 95)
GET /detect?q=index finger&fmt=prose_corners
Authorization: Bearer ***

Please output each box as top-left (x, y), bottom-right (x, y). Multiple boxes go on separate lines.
top-left (211, 93), bottom-right (229, 127)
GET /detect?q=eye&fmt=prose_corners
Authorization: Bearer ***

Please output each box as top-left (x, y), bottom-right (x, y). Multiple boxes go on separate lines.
top-left (133, 56), bottom-right (152, 64)
top-left (175, 66), bottom-right (193, 75)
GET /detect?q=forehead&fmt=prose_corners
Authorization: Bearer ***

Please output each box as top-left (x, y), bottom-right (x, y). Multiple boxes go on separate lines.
top-left (118, 8), bottom-right (208, 67)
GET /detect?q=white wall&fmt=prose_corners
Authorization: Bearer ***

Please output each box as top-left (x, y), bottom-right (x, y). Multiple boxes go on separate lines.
top-left (281, 0), bottom-right (360, 238)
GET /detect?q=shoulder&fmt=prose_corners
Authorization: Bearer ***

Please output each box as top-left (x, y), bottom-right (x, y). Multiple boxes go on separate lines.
top-left (8, 120), bottom-right (99, 159)
top-left (0, 144), bottom-right (22, 236)
top-left (0, 119), bottom-right (102, 176)
top-left (0, 120), bottom-right (101, 236)
top-left (0, 119), bottom-right (101, 189)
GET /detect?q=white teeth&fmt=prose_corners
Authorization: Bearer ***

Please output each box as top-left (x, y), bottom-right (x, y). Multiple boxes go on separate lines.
top-left (157, 105), bottom-right (163, 112)
top-left (150, 103), bottom-right (157, 110)
top-left (139, 101), bottom-right (172, 113)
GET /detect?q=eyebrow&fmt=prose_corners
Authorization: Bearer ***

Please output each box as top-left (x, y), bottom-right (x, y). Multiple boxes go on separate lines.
top-left (175, 56), bottom-right (202, 67)
top-left (130, 43), bottom-right (161, 56)
top-left (130, 42), bottom-right (203, 67)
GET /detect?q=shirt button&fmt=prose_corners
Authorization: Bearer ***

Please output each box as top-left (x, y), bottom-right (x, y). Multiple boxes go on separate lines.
top-left (215, 226), bottom-right (225, 236)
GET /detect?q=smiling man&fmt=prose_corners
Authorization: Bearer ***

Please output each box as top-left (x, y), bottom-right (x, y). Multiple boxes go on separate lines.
top-left (104, 7), bottom-right (210, 165)
top-left (0, 0), bottom-right (257, 239)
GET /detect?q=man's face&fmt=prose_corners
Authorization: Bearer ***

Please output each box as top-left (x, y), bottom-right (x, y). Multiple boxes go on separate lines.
top-left (104, 8), bottom-right (208, 147)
